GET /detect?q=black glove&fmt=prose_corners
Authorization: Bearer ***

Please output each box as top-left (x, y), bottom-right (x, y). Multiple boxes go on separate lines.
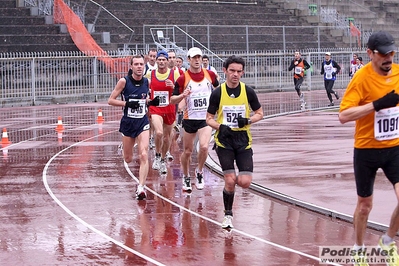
top-left (148, 96), bottom-right (160, 106)
top-left (373, 90), bottom-right (399, 112)
top-left (218, 124), bottom-right (233, 139)
top-left (237, 117), bottom-right (249, 128)
top-left (332, 72), bottom-right (336, 77)
top-left (126, 100), bottom-right (140, 109)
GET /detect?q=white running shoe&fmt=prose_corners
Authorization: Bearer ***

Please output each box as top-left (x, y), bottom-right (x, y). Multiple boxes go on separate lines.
top-left (195, 168), bottom-right (204, 190)
top-left (159, 160), bottom-right (167, 174)
top-left (136, 185), bottom-right (147, 200)
top-left (377, 236), bottom-right (399, 266)
top-left (182, 176), bottom-right (192, 192)
top-left (221, 215), bottom-right (234, 229)
top-left (166, 151), bottom-right (174, 161)
top-left (152, 156), bottom-right (161, 170)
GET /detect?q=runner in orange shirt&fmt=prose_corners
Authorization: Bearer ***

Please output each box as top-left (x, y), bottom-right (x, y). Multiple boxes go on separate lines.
top-left (339, 31), bottom-right (399, 265)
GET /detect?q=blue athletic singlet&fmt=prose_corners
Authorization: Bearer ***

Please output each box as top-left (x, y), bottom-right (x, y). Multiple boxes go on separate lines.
top-left (119, 76), bottom-right (150, 138)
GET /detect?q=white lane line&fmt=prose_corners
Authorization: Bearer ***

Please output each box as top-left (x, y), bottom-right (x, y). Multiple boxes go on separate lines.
top-left (0, 132), bottom-right (54, 150)
top-left (123, 161), bottom-right (342, 266)
top-left (42, 131), bottom-right (165, 266)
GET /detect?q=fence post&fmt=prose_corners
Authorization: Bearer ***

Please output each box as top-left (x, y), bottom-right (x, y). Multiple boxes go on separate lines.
top-left (93, 57), bottom-right (98, 102)
top-left (31, 58), bottom-right (36, 106)
top-left (307, 53), bottom-right (312, 91)
top-left (282, 25), bottom-right (286, 52)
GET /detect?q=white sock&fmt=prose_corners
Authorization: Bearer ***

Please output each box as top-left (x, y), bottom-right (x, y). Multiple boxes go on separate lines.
top-left (353, 243), bottom-right (365, 251)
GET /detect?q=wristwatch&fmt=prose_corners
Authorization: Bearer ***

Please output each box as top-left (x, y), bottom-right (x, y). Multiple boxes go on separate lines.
top-left (248, 118), bottom-right (252, 125)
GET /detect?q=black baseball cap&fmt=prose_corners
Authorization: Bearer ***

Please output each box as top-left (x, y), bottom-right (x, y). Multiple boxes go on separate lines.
top-left (367, 31), bottom-right (396, 54)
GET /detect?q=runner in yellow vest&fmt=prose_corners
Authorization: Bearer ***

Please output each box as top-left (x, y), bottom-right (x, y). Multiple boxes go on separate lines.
top-left (206, 55), bottom-right (263, 229)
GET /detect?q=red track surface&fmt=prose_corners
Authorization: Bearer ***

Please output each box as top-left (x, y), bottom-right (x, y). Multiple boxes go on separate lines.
top-left (0, 103), bottom-right (395, 266)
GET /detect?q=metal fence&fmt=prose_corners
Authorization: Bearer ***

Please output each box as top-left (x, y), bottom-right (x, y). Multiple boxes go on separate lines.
top-left (0, 49), bottom-right (375, 110)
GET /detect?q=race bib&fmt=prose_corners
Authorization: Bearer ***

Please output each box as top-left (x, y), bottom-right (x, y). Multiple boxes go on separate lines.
top-left (294, 66), bottom-right (303, 75)
top-left (127, 99), bottom-right (146, 118)
top-left (189, 95), bottom-right (208, 112)
top-left (222, 105), bottom-right (246, 128)
top-left (153, 91), bottom-right (169, 107)
top-left (324, 65), bottom-right (333, 79)
top-left (374, 106), bottom-right (399, 141)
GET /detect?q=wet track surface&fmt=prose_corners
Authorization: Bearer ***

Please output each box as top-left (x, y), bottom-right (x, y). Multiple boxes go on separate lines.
top-left (0, 102), bottom-right (396, 265)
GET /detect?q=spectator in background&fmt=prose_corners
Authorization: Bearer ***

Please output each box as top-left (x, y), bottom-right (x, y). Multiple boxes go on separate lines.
top-left (349, 54), bottom-right (358, 78)
top-left (351, 53), bottom-right (358, 65)
top-left (321, 52), bottom-right (341, 106)
top-left (288, 51), bottom-right (311, 108)
top-left (357, 57), bottom-right (364, 68)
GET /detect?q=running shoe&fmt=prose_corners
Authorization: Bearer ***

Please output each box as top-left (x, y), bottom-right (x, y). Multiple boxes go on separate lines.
top-left (159, 159), bottom-right (167, 174)
top-left (221, 215), bottom-right (234, 229)
top-left (195, 168), bottom-right (204, 190)
top-left (377, 236), bottom-right (399, 266)
top-left (166, 151), bottom-right (174, 161)
top-left (136, 185), bottom-right (147, 200)
top-left (182, 176), bottom-right (192, 192)
top-left (328, 101), bottom-right (334, 107)
top-left (334, 91), bottom-right (340, 100)
top-left (152, 156), bottom-right (161, 170)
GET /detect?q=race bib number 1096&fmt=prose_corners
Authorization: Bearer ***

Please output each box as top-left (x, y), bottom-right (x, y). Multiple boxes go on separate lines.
top-left (374, 106), bottom-right (399, 141)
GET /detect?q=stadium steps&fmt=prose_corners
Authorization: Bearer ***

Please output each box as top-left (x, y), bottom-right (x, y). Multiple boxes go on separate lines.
top-left (0, 0), bottom-right (78, 53)
top-left (84, 0), bottom-right (336, 51)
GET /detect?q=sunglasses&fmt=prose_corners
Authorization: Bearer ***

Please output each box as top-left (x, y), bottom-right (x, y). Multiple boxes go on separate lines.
top-left (373, 50), bottom-right (396, 57)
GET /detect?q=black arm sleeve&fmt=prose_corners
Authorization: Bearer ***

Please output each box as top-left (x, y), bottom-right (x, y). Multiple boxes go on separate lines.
top-left (213, 79), bottom-right (220, 88)
top-left (288, 60), bottom-right (295, 71)
top-left (246, 85), bottom-right (261, 111)
top-left (173, 82), bottom-right (181, 96)
top-left (333, 61), bottom-right (341, 74)
top-left (207, 87), bottom-right (221, 115)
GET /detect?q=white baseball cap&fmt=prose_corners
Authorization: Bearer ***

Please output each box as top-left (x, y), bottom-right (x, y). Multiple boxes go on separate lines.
top-left (187, 47), bottom-right (203, 58)
top-left (325, 52), bottom-right (331, 56)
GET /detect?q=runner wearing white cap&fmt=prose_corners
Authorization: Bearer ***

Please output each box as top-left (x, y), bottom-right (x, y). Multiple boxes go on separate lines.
top-left (170, 47), bottom-right (219, 192)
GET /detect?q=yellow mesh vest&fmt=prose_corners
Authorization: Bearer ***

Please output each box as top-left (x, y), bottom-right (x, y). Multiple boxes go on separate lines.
top-left (215, 82), bottom-right (252, 149)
